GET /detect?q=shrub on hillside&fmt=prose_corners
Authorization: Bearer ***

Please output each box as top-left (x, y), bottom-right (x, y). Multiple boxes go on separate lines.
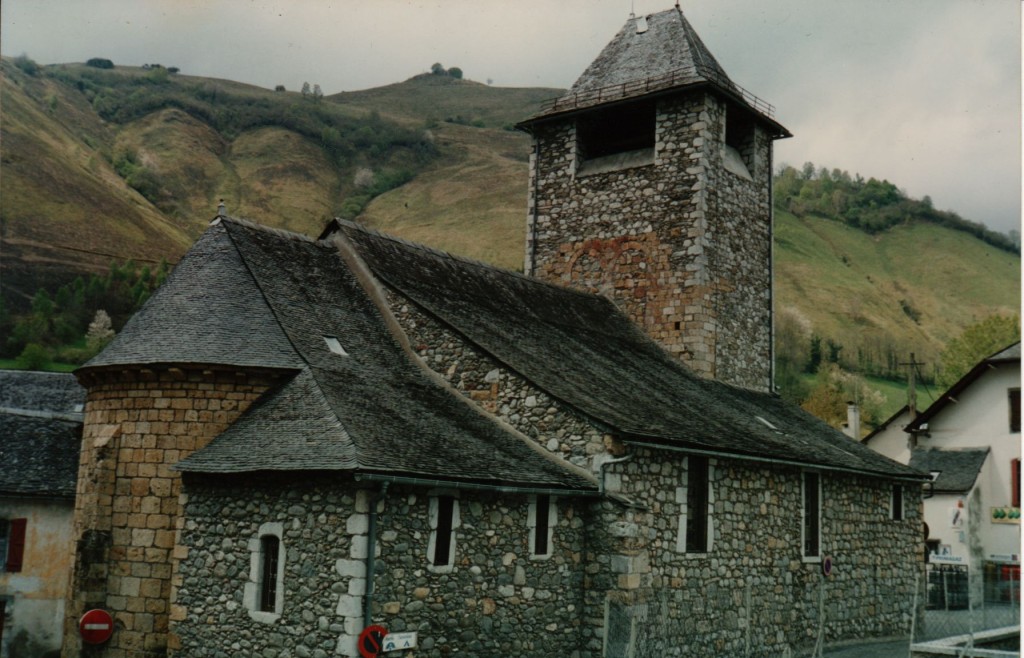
top-left (86, 58), bottom-right (114, 69)
top-left (14, 55), bottom-right (39, 76)
top-left (16, 344), bottom-right (52, 370)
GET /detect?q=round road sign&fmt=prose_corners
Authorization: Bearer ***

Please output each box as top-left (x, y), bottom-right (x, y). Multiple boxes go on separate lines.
top-left (358, 624), bottom-right (388, 658)
top-left (821, 555), bottom-right (834, 577)
top-left (79, 608), bottom-right (115, 644)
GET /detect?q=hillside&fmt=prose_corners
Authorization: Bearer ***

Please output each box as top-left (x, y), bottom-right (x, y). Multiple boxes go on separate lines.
top-left (0, 59), bottom-right (1018, 394)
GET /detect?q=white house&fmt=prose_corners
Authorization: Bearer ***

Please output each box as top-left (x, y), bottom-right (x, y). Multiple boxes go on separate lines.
top-left (864, 343), bottom-right (1021, 604)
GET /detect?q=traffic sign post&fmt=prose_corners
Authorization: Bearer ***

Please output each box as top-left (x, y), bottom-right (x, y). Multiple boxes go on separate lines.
top-left (79, 609), bottom-right (115, 645)
top-left (358, 624), bottom-right (388, 658)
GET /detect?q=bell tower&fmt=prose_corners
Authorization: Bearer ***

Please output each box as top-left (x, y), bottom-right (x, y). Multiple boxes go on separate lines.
top-left (518, 6), bottom-right (790, 392)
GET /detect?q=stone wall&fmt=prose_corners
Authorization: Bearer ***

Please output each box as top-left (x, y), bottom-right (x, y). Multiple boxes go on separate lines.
top-left (379, 283), bottom-right (924, 656)
top-left (65, 367), bottom-right (285, 658)
top-left (605, 448), bottom-right (924, 655)
top-left (173, 477), bottom-right (589, 658)
top-left (525, 91), bottom-right (774, 391)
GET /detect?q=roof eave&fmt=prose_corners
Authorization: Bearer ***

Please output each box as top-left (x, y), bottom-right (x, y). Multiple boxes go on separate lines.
top-left (516, 81), bottom-right (791, 140)
top-left (624, 434), bottom-right (931, 482)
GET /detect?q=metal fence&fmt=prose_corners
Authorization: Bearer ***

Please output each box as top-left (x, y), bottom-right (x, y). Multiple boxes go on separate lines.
top-left (912, 561), bottom-right (1019, 657)
top-left (599, 567), bottom-right (1020, 658)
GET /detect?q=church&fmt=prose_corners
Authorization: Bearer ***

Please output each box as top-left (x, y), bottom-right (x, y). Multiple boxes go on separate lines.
top-left (64, 7), bottom-right (927, 657)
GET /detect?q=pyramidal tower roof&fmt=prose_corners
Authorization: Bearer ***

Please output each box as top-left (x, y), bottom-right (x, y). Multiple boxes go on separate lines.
top-left (521, 6), bottom-right (788, 136)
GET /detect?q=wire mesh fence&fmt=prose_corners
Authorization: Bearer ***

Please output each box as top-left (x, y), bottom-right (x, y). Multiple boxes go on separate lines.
top-left (912, 561), bottom-right (1020, 656)
top-left (599, 566), bottom-right (1020, 658)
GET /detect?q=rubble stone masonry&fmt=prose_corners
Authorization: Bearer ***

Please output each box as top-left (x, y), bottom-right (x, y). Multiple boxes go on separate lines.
top-left (377, 284), bottom-right (924, 656)
top-left (64, 367), bottom-right (285, 658)
top-left (525, 92), bottom-right (774, 391)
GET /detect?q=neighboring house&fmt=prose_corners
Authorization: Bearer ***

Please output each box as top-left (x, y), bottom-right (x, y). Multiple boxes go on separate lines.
top-left (63, 8), bottom-right (928, 658)
top-left (864, 343), bottom-right (1021, 604)
top-left (0, 371), bottom-right (83, 658)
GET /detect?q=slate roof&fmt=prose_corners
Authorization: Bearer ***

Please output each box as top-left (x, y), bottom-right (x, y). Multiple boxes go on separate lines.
top-left (0, 371), bottom-right (83, 498)
top-left (0, 370), bottom-right (84, 419)
top-left (910, 448), bottom-right (990, 494)
top-left (171, 219), bottom-right (596, 493)
top-left (329, 220), bottom-right (926, 482)
top-left (85, 224), bottom-right (302, 371)
top-left (906, 341), bottom-right (1021, 432)
top-left (519, 7), bottom-right (789, 138)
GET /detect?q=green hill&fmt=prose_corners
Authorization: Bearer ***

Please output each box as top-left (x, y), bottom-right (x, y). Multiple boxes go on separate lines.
top-left (0, 57), bottom-right (1018, 408)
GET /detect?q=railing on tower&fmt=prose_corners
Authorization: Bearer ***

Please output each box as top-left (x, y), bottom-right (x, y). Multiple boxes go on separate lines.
top-left (536, 62), bottom-right (775, 119)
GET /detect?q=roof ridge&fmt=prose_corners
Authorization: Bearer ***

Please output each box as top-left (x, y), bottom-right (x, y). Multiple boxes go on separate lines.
top-left (216, 215), bottom-right (318, 245)
top-left (333, 219), bottom-right (623, 305)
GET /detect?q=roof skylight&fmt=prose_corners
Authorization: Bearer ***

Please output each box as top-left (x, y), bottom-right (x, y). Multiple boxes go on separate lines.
top-left (324, 336), bottom-right (349, 356)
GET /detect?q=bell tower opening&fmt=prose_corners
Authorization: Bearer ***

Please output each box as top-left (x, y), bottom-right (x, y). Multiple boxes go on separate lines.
top-left (576, 100), bottom-right (656, 174)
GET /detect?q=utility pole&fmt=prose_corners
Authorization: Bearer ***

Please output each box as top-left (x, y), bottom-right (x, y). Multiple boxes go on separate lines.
top-left (900, 353), bottom-right (924, 449)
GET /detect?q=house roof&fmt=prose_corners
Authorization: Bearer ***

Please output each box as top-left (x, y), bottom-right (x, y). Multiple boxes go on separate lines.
top-left (0, 369), bottom-right (85, 419)
top-left (169, 219), bottom-right (597, 494)
top-left (906, 341), bottom-right (1021, 432)
top-left (328, 220), bottom-right (926, 482)
top-left (910, 448), bottom-right (990, 494)
top-left (518, 7), bottom-right (789, 137)
top-left (0, 371), bottom-right (83, 498)
top-left (860, 405), bottom-right (910, 446)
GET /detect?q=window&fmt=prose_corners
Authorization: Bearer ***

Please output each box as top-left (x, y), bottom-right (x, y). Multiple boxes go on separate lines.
top-left (676, 456), bottom-right (712, 553)
top-left (1, 519), bottom-right (26, 573)
top-left (724, 105), bottom-right (756, 178)
top-left (576, 100), bottom-right (656, 168)
top-left (1012, 459), bottom-right (1021, 508)
top-left (244, 522), bottom-right (284, 622)
top-left (891, 485), bottom-right (904, 521)
top-left (428, 494), bottom-right (459, 572)
top-left (529, 495), bottom-right (556, 559)
top-left (802, 472), bottom-right (821, 560)
top-left (1010, 389), bottom-right (1020, 433)
top-left (324, 335), bottom-right (349, 356)
top-left (259, 536), bottom-right (280, 612)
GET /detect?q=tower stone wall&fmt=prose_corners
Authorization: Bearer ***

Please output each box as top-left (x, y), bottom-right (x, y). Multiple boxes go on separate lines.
top-left (525, 91), bottom-right (774, 391)
top-left (64, 367), bottom-right (284, 658)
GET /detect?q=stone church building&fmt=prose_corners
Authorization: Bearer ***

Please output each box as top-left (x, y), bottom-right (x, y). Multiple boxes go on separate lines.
top-left (63, 7), bottom-right (927, 658)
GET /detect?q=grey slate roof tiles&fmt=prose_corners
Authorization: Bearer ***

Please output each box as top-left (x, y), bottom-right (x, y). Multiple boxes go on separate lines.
top-left (0, 371), bottom-right (83, 498)
top-left (521, 7), bottom-right (787, 136)
top-left (910, 448), bottom-right (990, 494)
top-left (85, 223), bottom-right (302, 372)
top-left (174, 219), bottom-right (596, 492)
top-left (334, 220), bottom-right (925, 481)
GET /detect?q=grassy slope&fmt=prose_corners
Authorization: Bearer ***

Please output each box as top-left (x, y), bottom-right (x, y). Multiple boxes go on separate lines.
top-left (0, 61), bottom-right (194, 303)
top-left (1, 62), bottom-right (1017, 383)
top-left (775, 209), bottom-right (1019, 368)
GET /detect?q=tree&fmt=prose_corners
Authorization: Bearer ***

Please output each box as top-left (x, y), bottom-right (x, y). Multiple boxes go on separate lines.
top-left (938, 314), bottom-right (1020, 387)
top-left (430, 62), bottom-right (445, 76)
top-left (86, 310), bottom-right (116, 354)
top-left (313, 84), bottom-right (323, 102)
top-left (447, 67), bottom-right (463, 79)
top-left (86, 58), bottom-right (114, 69)
top-left (274, 85), bottom-right (286, 92)
top-left (301, 82), bottom-right (311, 98)
top-left (801, 364), bottom-right (885, 432)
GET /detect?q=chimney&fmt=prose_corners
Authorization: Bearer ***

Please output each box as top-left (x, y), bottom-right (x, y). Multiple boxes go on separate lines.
top-left (217, 199), bottom-right (226, 218)
top-left (843, 401), bottom-right (861, 440)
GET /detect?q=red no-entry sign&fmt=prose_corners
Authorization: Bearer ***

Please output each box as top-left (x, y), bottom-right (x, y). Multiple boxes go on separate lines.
top-left (358, 624), bottom-right (388, 658)
top-left (80, 608), bottom-right (114, 644)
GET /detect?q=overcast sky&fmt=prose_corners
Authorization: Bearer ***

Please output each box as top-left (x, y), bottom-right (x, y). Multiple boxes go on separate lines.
top-left (2, 0), bottom-right (1020, 233)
